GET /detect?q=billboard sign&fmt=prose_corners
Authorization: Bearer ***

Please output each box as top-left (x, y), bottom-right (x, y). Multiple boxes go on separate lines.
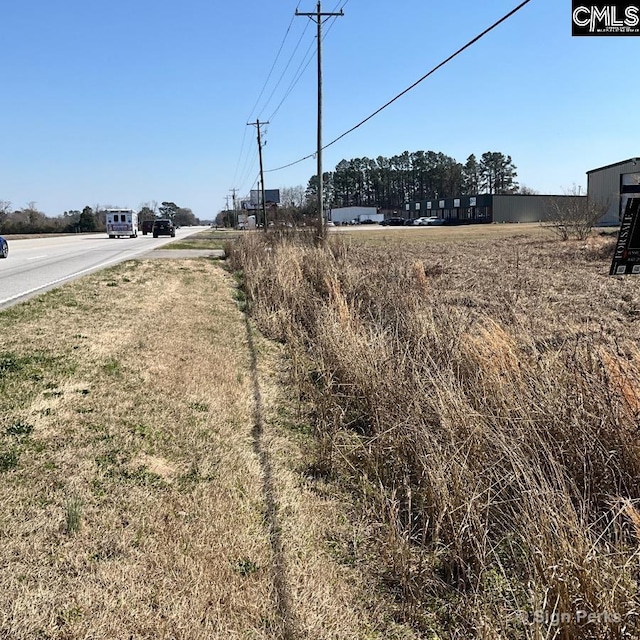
top-left (572, 2), bottom-right (640, 35)
top-left (610, 197), bottom-right (640, 275)
top-left (249, 189), bottom-right (281, 205)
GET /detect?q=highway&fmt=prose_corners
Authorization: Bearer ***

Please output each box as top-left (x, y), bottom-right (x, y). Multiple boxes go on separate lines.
top-left (0, 226), bottom-right (209, 310)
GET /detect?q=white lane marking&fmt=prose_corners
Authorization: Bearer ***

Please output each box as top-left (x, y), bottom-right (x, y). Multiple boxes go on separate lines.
top-left (26, 255), bottom-right (48, 260)
top-left (0, 244), bottom-right (158, 307)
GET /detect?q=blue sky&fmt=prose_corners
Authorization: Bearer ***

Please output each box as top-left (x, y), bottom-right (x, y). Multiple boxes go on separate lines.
top-left (1, 0), bottom-right (638, 219)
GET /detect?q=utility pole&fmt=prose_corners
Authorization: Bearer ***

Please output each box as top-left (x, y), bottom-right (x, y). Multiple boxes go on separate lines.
top-left (224, 195), bottom-right (231, 228)
top-left (229, 188), bottom-right (238, 228)
top-left (248, 119), bottom-right (269, 232)
top-left (296, 1), bottom-right (343, 242)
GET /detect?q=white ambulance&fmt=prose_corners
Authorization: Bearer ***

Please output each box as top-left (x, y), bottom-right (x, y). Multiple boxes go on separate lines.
top-left (106, 209), bottom-right (138, 239)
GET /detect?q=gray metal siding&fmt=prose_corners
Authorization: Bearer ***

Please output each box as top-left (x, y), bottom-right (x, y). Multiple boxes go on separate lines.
top-left (492, 195), bottom-right (585, 223)
top-left (588, 160), bottom-right (639, 225)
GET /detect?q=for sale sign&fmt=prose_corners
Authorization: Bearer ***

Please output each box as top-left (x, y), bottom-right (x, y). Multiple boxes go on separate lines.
top-left (572, 2), bottom-right (640, 35)
top-left (610, 197), bottom-right (640, 275)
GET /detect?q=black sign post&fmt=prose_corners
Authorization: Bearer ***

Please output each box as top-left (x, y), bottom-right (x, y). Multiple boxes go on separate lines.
top-left (610, 197), bottom-right (640, 275)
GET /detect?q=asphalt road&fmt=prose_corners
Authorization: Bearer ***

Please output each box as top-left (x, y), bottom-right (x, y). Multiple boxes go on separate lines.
top-left (0, 226), bottom-right (211, 310)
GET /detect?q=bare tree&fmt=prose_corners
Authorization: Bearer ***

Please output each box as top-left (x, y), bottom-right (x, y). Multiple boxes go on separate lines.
top-left (543, 186), bottom-right (608, 241)
top-left (0, 200), bottom-right (11, 230)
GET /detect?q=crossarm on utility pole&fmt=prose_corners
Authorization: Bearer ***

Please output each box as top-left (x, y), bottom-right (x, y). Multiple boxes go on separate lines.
top-left (295, 1), bottom-right (343, 242)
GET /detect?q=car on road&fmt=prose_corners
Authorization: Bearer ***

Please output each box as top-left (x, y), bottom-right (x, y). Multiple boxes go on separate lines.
top-left (141, 220), bottom-right (155, 235)
top-left (380, 217), bottom-right (408, 226)
top-left (152, 219), bottom-right (175, 238)
top-left (0, 236), bottom-right (8, 259)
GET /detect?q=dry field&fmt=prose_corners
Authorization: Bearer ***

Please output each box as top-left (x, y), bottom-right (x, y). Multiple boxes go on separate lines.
top-left (228, 227), bottom-right (640, 639)
top-left (0, 257), bottom-right (413, 639)
top-left (333, 221), bottom-right (558, 245)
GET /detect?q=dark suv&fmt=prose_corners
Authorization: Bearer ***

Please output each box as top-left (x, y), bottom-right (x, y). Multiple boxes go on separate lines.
top-left (141, 220), bottom-right (155, 235)
top-left (152, 219), bottom-right (175, 238)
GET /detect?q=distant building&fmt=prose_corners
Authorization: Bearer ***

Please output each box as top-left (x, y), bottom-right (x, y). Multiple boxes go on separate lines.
top-left (587, 157), bottom-right (640, 226)
top-left (403, 194), bottom-right (586, 225)
top-left (328, 206), bottom-right (381, 224)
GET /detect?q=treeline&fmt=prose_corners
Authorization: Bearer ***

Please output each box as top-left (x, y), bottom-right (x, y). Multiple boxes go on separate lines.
top-left (0, 200), bottom-right (198, 235)
top-left (305, 150), bottom-right (520, 210)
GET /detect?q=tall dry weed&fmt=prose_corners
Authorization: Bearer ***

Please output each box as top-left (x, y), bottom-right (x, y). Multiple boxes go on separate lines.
top-left (227, 232), bottom-right (640, 638)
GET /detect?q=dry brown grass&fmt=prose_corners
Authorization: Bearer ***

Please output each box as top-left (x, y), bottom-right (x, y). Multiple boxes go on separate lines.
top-left (0, 257), bottom-right (410, 639)
top-left (228, 229), bottom-right (640, 638)
top-left (334, 221), bottom-right (563, 245)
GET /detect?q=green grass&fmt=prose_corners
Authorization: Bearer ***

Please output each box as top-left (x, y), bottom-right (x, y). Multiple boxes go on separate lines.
top-left (64, 495), bottom-right (82, 535)
top-left (159, 229), bottom-right (241, 251)
top-left (160, 239), bottom-right (226, 250)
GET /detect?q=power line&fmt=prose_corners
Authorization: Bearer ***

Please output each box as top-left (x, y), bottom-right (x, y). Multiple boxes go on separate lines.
top-left (237, 147), bottom-right (260, 194)
top-left (235, 0), bottom-right (348, 185)
top-left (266, 0), bottom-right (532, 173)
top-left (266, 0), bottom-right (347, 122)
top-left (269, 0), bottom-right (349, 121)
top-left (258, 18), bottom-right (313, 121)
top-left (265, 29), bottom-right (316, 122)
top-left (247, 1), bottom-right (304, 123)
top-left (233, 1), bottom-right (304, 190)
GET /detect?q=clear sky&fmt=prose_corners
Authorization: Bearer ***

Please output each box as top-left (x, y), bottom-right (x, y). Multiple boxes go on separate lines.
top-left (1, 0), bottom-right (638, 219)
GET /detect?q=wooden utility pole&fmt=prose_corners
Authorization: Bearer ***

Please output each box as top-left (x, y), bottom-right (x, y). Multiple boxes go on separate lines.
top-left (296, 1), bottom-right (343, 242)
top-left (229, 188), bottom-right (238, 228)
top-left (248, 119), bottom-right (269, 231)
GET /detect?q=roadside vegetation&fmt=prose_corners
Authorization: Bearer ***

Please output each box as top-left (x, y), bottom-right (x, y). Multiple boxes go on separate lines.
top-left (162, 229), bottom-right (242, 251)
top-left (0, 257), bottom-right (409, 639)
top-left (227, 226), bottom-right (640, 638)
top-left (0, 200), bottom-right (199, 235)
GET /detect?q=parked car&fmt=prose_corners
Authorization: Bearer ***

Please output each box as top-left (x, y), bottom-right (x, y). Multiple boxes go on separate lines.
top-left (0, 236), bottom-right (8, 259)
top-left (152, 219), bottom-right (175, 238)
top-left (414, 216), bottom-right (443, 226)
top-left (380, 217), bottom-right (408, 226)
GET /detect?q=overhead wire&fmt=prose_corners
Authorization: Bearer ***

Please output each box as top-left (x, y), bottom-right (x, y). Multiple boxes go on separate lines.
top-left (265, 0), bottom-right (532, 173)
top-left (257, 18), bottom-right (312, 121)
top-left (266, 1), bottom-right (346, 122)
top-left (232, 0), bottom-right (306, 192)
top-left (266, 33), bottom-right (316, 122)
top-left (233, 0), bottom-right (349, 196)
top-left (237, 147), bottom-right (260, 196)
top-left (247, 1), bottom-right (303, 123)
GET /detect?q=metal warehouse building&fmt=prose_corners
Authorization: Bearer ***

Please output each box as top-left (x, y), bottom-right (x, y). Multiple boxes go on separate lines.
top-left (587, 157), bottom-right (640, 226)
top-left (404, 194), bottom-right (586, 225)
